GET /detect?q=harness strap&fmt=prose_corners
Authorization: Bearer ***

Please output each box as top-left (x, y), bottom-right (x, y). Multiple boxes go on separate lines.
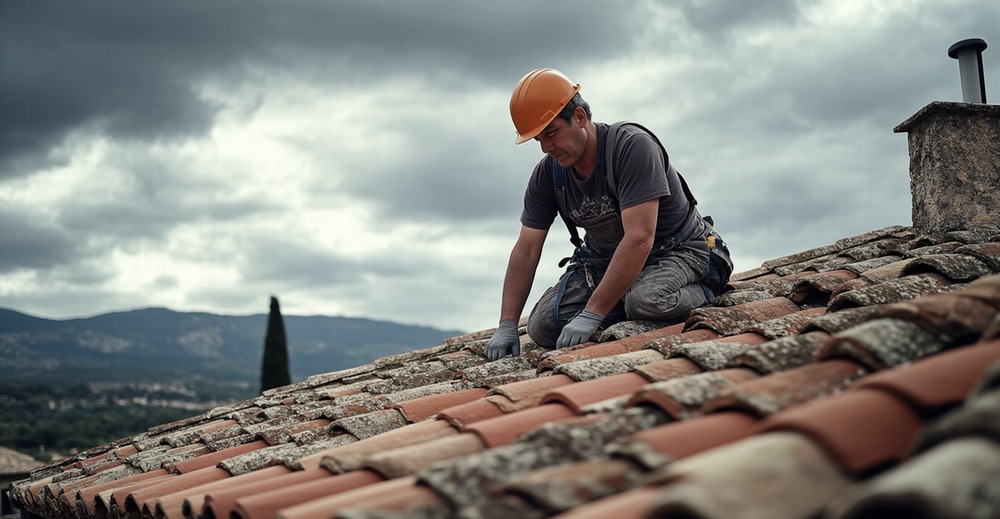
top-left (552, 121), bottom-right (704, 266)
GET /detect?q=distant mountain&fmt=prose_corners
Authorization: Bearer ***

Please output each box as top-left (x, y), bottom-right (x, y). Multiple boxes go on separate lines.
top-left (0, 307), bottom-right (465, 389)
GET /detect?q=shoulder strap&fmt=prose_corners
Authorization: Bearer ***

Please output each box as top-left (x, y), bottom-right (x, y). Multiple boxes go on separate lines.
top-left (606, 121), bottom-right (698, 206)
top-left (551, 159), bottom-right (583, 254)
top-left (551, 121), bottom-right (699, 264)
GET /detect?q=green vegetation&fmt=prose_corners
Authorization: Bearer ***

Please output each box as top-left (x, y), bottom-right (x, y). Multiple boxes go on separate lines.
top-left (0, 382), bottom-right (218, 458)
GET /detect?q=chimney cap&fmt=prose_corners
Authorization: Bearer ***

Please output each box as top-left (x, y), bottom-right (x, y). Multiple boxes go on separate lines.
top-left (948, 38), bottom-right (988, 59)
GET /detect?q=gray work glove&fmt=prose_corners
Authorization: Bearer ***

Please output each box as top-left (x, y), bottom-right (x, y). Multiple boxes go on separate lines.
top-left (556, 310), bottom-right (604, 349)
top-left (486, 320), bottom-right (520, 361)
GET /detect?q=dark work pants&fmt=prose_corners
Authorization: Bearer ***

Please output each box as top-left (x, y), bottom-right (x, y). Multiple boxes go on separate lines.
top-left (526, 240), bottom-right (710, 349)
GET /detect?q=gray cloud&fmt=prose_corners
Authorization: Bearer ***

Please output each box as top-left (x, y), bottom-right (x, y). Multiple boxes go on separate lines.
top-left (1, 0), bottom-right (997, 331)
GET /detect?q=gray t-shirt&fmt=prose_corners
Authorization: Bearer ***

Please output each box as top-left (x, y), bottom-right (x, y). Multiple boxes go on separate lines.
top-left (520, 122), bottom-right (692, 258)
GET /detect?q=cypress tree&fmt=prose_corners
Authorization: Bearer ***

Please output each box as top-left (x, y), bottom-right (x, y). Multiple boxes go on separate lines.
top-left (260, 296), bottom-right (291, 392)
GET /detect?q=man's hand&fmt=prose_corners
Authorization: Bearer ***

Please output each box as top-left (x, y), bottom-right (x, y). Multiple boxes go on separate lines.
top-left (487, 320), bottom-right (520, 361)
top-left (556, 310), bottom-right (604, 348)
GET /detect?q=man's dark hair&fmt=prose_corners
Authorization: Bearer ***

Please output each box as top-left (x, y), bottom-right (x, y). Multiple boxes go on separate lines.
top-left (557, 93), bottom-right (592, 122)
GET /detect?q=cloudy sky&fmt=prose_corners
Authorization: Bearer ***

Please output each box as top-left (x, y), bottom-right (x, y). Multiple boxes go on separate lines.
top-left (1, 1), bottom-right (997, 333)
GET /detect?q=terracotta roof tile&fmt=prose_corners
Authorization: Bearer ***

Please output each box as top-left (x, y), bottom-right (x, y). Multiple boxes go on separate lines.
top-left (463, 403), bottom-right (577, 447)
top-left (270, 475), bottom-right (415, 519)
top-left (361, 432), bottom-right (486, 479)
top-left (231, 469), bottom-right (385, 519)
top-left (552, 349), bottom-right (665, 381)
top-left (200, 466), bottom-right (319, 519)
top-left (486, 373), bottom-right (575, 411)
top-left (625, 411), bottom-right (759, 461)
top-left (901, 252), bottom-right (995, 281)
top-left (685, 297), bottom-right (802, 335)
top-left (726, 330), bottom-right (830, 373)
top-left (643, 327), bottom-right (721, 355)
top-left (828, 272), bottom-right (953, 311)
top-left (307, 418), bottom-right (457, 473)
top-left (627, 367), bottom-right (760, 419)
top-left (392, 386), bottom-right (489, 422)
top-left (645, 432), bottom-right (851, 519)
top-left (541, 372), bottom-right (650, 413)
top-left (819, 318), bottom-right (945, 369)
top-left (9, 224), bottom-right (1000, 519)
top-left (673, 339), bottom-right (756, 370)
top-left (488, 457), bottom-right (644, 516)
top-left (633, 357), bottom-right (703, 382)
top-left (705, 359), bottom-right (869, 416)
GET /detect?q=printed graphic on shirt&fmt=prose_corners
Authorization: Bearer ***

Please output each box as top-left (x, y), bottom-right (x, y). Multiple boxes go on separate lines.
top-left (571, 194), bottom-right (617, 223)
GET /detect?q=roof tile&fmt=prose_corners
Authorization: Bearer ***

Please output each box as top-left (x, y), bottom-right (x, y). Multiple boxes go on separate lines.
top-left (231, 469), bottom-right (386, 519)
top-left (627, 368), bottom-right (760, 419)
top-left (726, 330), bottom-right (830, 374)
top-left (645, 432), bottom-right (851, 519)
top-left (819, 318), bottom-right (944, 370)
top-left (552, 350), bottom-right (665, 381)
top-left (362, 432), bottom-right (486, 479)
top-left (685, 297), bottom-right (802, 335)
top-left (393, 386), bottom-right (489, 422)
top-left (541, 372), bottom-right (650, 413)
top-left (705, 359), bottom-right (869, 416)
top-left (308, 418), bottom-right (457, 473)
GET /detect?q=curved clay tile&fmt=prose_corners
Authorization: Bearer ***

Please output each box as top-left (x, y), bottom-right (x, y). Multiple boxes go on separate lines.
top-left (825, 436), bottom-right (1000, 519)
top-left (76, 468), bottom-right (169, 517)
top-left (787, 271), bottom-right (859, 306)
top-left (487, 373), bottom-right (575, 412)
top-left (857, 257), bottom-right (918, 282)
top-left (363, 432), bottom-right (487, 479)
top-left (437, 397), bottom-right (507, 428)
top-left (800, 306), bottom-right (880, 335)
top-left (705, 359), bottom-right (869, 417)
top-left (870, 291), bottom-right (998, 344)
top-left (645, 431), bottom-right (851, 519)
top-left (492, 457), bottom-right (645, 515)
top-left (627, 368), bottom-right (759, 420)
top-left (553, 350), bottom-right (665, 381)
top-left (955, 242), bottom-right (1000, 271)
top-left (819, 318), bottom-right (944, 370)
top-left (757, 389), bottom-right (924, 476)
top-left (956, 273), bottom-right (1000, 309)
top-left (828, 272), bottom-right (952, 312)
top-left (685, 297), bottom-right (801, 336)
top-left (726, 331), bottom-right (831, 374)
top-left (167, 439), bottom-right (268, 475)
top-left (645, 328), bottom-right (720, 356)
top-left (393, 387), bottom-right (489, 422)
top-left (124, 467), bottom-right (230, 518)
top-left (674, 339), bottom-right (756, 371)
top-left (200, 467), bottom-right (327, 519)
top-left (541, 372), bottom-right (650, 413)
top-left (305, 418), bottom-right (457, 473)
top-left (901, 253), bottom-right (993, 282)
top-left (153, 466), bottom-right (290, 519)
top-left (552, 485), bottom-right (665, 519)
top-left (463, 403), bottom-right (577, 448)
top-left (271, 475), bottom-right (416, 519)
top-left (745, 307), bottom-right (827, 338)
top-left (633, 357), bottom-right (703, 382)
top-left (231, 469), bottom-right (386, 519)
top-left (629, 411), bottom-right (758, 461)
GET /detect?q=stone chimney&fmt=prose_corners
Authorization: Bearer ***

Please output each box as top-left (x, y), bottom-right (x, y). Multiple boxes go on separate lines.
top-left (893, 40), bottom-right (1000, 234)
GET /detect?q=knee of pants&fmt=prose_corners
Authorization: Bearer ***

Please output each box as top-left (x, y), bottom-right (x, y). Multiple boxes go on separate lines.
top-left (526, 309), bottom-right (559, 349)
top-left (625, 283), bottom-right (707, 322)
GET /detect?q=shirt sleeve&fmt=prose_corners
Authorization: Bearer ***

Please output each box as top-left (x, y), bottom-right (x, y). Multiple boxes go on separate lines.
top-left (520, 157), bottom-right (559, 230)
top-left (613, 126), bottom-right (673, 210)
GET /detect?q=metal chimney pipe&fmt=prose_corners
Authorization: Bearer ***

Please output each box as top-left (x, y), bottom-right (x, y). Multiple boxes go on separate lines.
top-left (948, 38), bottom-right (988, 103)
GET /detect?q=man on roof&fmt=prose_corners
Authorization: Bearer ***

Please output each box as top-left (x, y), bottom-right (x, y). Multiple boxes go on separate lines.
top-left (487, 68), bottom-right (732, 361)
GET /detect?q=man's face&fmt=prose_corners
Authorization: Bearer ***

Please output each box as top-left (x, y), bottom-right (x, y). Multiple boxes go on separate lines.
top-left (535, 111), bottom-right (587, 168)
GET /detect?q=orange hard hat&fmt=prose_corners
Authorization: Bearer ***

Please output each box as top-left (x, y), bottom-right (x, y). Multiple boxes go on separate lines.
top-left (509, 68), bottom-right (581, 144)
